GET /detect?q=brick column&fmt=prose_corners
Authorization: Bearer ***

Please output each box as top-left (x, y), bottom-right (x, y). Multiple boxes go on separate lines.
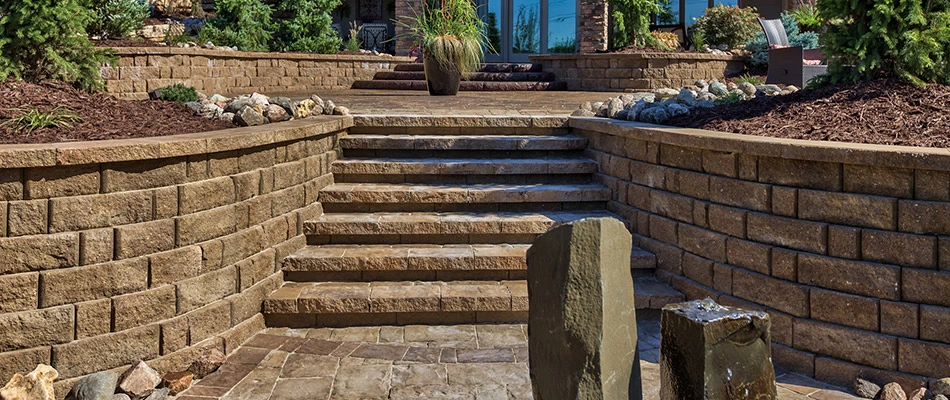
top-left (394, 0), bottom-right (423, 56)
top-left (578, 0), bottom-right (608, 52)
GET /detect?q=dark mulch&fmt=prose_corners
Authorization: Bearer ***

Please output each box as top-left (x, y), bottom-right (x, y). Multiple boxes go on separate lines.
top-left (0, 80), bottom-right (234, 144)
top-left (93, 39), bottom-right (165, 48)
top-left (668, 79), bottom-right (950, 148)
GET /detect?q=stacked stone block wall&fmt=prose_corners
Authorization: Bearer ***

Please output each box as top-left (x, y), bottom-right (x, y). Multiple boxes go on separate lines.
top-left (0, 117), bottom-right (349, 394)
top-left (571, 118), bottom-right (949, 391)
top-left (531, 53), bottom-right (746, 91)
top-left (102, 48), bottom-right (414, 100)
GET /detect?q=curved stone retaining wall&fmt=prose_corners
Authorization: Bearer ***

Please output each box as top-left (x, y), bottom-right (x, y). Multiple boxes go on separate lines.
top-left (571, 118), bottom-right (948, 391)
top-left (531, 53), bottom-right (745, 92)
top-left (103, 48), bottom-right (414, 100)
top-left (0, 117), bottom-right (349, 394)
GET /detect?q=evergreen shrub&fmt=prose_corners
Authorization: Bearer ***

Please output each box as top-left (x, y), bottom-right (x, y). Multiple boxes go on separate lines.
top-left (275, 0), bottom-right (343, 53)
top-left (692, 4), bottom-right (759, 49)
top-left (199, 0), bottom-right (274, 51)
top-left (88, 0), bottom-right (151, 39)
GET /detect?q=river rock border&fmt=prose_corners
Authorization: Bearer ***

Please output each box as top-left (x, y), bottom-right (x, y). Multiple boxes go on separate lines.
top-left (572, 117), bottom-right (949, 392)
top-left (0, 117), bottom-right (350, 394)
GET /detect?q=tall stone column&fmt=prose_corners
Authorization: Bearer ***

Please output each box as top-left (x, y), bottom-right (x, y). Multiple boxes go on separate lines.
top-left (394, 0), bottom-right (423, 56)
top-left (578, 0), bottom-right (609, 52)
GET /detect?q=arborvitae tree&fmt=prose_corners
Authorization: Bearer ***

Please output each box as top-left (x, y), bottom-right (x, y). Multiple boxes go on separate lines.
top-left (276, 0), bottom-right (343, 53)
top-left (0, 0), bottom-right (114, 91)
top-left (199, 0), bottom-right (274, 52)
top-left (818, 0), bottom-right (950, 86)
top-left (610, 0), bottom-right (662, 48)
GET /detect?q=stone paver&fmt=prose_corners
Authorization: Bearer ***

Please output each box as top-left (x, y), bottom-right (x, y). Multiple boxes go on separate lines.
top-left (177, 311), bottom-right (860, 400)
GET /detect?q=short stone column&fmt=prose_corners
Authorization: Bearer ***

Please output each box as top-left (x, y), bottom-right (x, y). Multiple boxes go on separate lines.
top-left (526, 217), bottom-right (641, 400)
top-left (660, 298), bottom-right (776, 400)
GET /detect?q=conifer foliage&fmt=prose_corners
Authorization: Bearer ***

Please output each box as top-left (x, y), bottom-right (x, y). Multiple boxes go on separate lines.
top-left (275, 0), bottom-right (343, 53)
top-left (819, 0), bottom-right (950, 86)
top-left (0, 0), bottom-right (114, 91)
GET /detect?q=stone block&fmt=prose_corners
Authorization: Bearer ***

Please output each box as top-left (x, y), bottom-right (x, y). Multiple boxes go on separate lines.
top-left (175, 266), bottom-right (238, 313)
top-left (709, 176), bottom-right (770, 212)
top-left (221, 226), bottom-right (265, 267)
top-left (660, 144), bottom-right (703, 171)
top-left (149, 246), bottom-right (203, 286)
top-left (75, 298), bottom-right (111, 339)
top-left (809, 288), bottom-right (879, 331)
top-left (238, 148), bottom-right (276, 172)
top-left (702, 150), bottom-right (737, 178)
top-left (273, 160), bottom-right (307, 190)
top-left (650, 190), bottom-right (693, 223)
top-left (526, 217), bottom-right (640, 400)
top-left (118, 360), bottom-right (162, 399)
top-left (649, 214), bottom-right (678, 244)
top-left (115, 219), bottom-right (176, 259)
top-left (231, 170), bottom-right (260, 201)
top-left (880, 300), bottom-right (918, 338)
top-left (725, 238), bottom-right (770, 275)
top-left (0, 347), bottom-right (50, 384)
top-left (80, 228), bottom-right (114, 265)
top-left (799, 190), bottom-right (896, 230)
top-left (52, 325), bottom-right (160, 379)
top-left (175, 205), bottom-right (237, 246)
top-left (666, 169), bottom-right (709, 200)
top-left (154, 186), bottom-right (179, 219)
top-left (682, 253), bottom-right (714, 287)
top-left (50, 191), bottom-right (153, 232)
top-left (920, 305), bottom-right (950, 344)
top-left (0, 305), bottom-right (74, 352)
top-left (40, 257), bottom-right (148, 307)
top-left (862, 229), bottom-right (936, 269)
top-left (758, 157), bottom-right (840, 191)
top-left (900, 200), bottom-right (950, 236)
top-left (237, 249), bottom-right (276, 290)
top-left (707, 204), bottom-right (746, 238)
top-left (770, 186), bottom-right (797, 217)
top-left (24, 165), bottom-right (99, 199)
top-left (902, 268), bottom-right (950, 307)
top-left (732, 269), bottom-right (809, 317)
top-left (712, 263), bottom-right (733, 294)
top-left (798, 254), bottom-right (899, 299)
top-left (179, 176), bottom-right (235, 215)
top-left (7, 199), bottom-right (48, 236)
top-left (0, 232), bottom-right (79, 274)
top-left (898, 338), bottom-right (950, 377)
top-left (769, 248), bottom-right (797, 281)
top-left (794, 319), bottom-right (897, 370)
top-left (747, 213), bottom-right (827, 254)
top-left (660, 299), bottom-right (776, 400)
top-left (770, 343), bottom-right (814, 377)
top-left (113, 285), bottom-right (177, 331)
top-left (0, 169), bottom-right (23, 201)
top-left (914, 170), bottom-right (949, 201)
top-left (187, 300), bottom-right (231, 344)
top-left (0, 272), bottom-right (38, 313)
top-left (843, 164), bottom-right (913, 198)
top-left (102, 158), bottom-right (187, 192)
top-left (678, 224), bottom-right (726, 262)
top-left (160, 316), bottom-right (189, 355)
top-left (827, 225), bottom-right (860, 260)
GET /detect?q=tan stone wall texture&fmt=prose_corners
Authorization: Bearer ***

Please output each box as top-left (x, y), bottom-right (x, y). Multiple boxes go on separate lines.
top-left (0, 117), bottom-right (350, 395)
top-left (102, 48), bottom-right (414, 100)
top-left (531, 53), bottom-right (746, 91)
top-left (571, 118), bottom-right (950, 391)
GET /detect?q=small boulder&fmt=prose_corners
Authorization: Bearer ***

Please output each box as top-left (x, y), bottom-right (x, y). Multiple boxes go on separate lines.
top-left (709, 81), bottom-right (728, 96)
top-left (323, 100), bottom-right (336, 115)
top-left (875, 383), bottom-right (906, 400)
top-left (936, 395), bottom-right (949, 400)
top-left (571, 109), bottom-right (595, 117)
top-left (654, 88), bottom-right (679, 100)
top-left (579, 102), bottom-right (593, 111)
top-left (111, 395), bottom-right (131, 400)
top-left (907, 388), bottom-right (930, 400)
top-left (118, 361), bottom-right (161, 399)
top-left (294, 99), bottom-right (317, 119)
top-left (219, 112), bottom-right (235, 123)
top-left (208, 94), bottom-right (229, 103)
top-left (856, 378), bottom-right (882, 399)
top-left (759, 84), bottom-right (782, 95)
top-left (666, 103), bottom-right (690, 118)
top-left (197, 104), bottom-right (223, 119)
top-left (234, 106), bottom-right (267, 127)
top-left (932, 377), bottom-right (950, 397)
top-left (332, 106), bottom-right (350, 115)
top-left (189, 350), bottom-right (226, 378)
top-left (225, 97), bottom-right (252, 113)
top-left (264, 104), bottom-right (289, 123)
top-left (248, 92), bottom-right (269, 109)
top-left (142, 388), bottom-right (168, 400)
top-left (161, 372), bottom-right (193, 396)
top-left (696, 100), bottom-right (716, 109)
top-left (147, 89), bottom-right (163, 101)
top-left (309, 95), bottom-right (326, 110)
top-left (676, 88), bottom-right (698, 107)
top-left (184, 101), bottom-right (203, 114)
top-left (67, 371), bottom-right (118, 400)
top-left (695, 79), bottom-right (709, 91)
top-left (638, 106), bottom-right (670, 125)
top-left (270, 96), bottom-right (296, 117)
top-left (614, 109), bottom-right (629, 120)
top-left (606, 98), bottom-right (623, 119)
top-left (786, 85), bottom-right (800, 93)
top-left (0, 364), bottom-right (57, 400)
top-left (739, 82), bottom-right (757, 96)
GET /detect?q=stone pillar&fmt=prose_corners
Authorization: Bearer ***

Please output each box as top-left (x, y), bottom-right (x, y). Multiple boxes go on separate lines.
top-left (660, 299), bottom-right (777, 400)
top-left (578, 0), bottom-right (608, 52)
top-left (394, 0), bottom-right (423, 56)
top-left (526, 217), bottom-right (641, 400)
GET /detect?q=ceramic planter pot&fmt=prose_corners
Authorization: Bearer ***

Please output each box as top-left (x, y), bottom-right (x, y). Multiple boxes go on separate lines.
top-left (423, 54), bottom-right (461, 96)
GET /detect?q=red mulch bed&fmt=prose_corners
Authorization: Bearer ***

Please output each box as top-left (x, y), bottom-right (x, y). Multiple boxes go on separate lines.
top-left (0, 80), bottom-right (233, 144)
top-left (668, 79), bottom-right (950, 148)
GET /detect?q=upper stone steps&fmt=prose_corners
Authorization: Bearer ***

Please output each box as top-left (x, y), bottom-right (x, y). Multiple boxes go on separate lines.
top-left (393, 63), bottom-right (543, 73)
top-left (331, 158), bottom-right (599, 176)
top-left (373, 71), bottom-right (556, 82)
top-left (340, 134), bottom-right (588, 151)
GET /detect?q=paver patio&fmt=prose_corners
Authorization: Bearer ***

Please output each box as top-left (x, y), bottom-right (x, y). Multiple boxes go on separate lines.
top-left (175, 311), bottom-right (859, 400)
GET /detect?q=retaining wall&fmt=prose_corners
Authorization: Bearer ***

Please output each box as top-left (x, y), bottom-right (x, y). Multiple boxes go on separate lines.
top-left (102, 48), bottom-right (414, 100)
top-left (0, 117), bottom-right (349, 394)
top-left (572, 118), bottom-right (949, 391)
top-left (531, 53), bottom-right (745, 92)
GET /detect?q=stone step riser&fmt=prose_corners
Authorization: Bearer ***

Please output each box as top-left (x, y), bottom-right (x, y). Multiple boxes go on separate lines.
top-left (334, 174), bottom-right (594, 185)
top-left (348, 127), bottom-right (571, 136)
top-left (264, 311), bottom-right (528, 328)
top-left (393, 63), bottom-right (543, 73)
top-left (306, 233), bottom-right (541, 246)
top-left (373, 71), bottom-right (556, 82)
top-left (350, 80), bottom-right (568, 91)
top-left (340, 135), bottom-right (588, 152)
top-left (331, 159), bottom-right (599, 176)
top-left (342, 149), bottom-right (585, 159)
top-left (321, 201), bottom-right (607, 214)
top-left (318, 188), bottom-right (611, 206)
top-left (285, 270), bottom-right (523, 283)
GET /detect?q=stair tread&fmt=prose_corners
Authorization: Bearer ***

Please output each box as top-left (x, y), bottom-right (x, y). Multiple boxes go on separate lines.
top-left (634, 277), bottom-right (685, 309)
top-left (351, 80), bottom-right (567, 91)
top-left (332, 158), bottom-right (598, 175)
top-left (318, 183), bottom-right (611, 204)
top-left (374, 71), bottom-right (556, 81)
top-left (341, 135), bottom-right (588, 151)
top-left (308, 210), bottom-right (616, 224)
top-left (284, 243), bottom-right (529, 272)
top-left (393, 63), bottom-right (542, 72)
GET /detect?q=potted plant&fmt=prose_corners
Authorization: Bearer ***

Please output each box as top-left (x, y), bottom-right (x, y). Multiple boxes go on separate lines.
top-left (398, 0), bottom-right (489, 95)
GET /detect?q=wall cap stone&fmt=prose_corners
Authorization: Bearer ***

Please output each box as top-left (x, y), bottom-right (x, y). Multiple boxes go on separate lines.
top-left (0, 117), bottom-right (353, 168)
top-left (353, 115), bottom-right (569, 128)
top-left (110, 47), bottom-right (415, 63)
top-left (530, 52), bottom-right (742, 61)
top-left (570, 117), bottom-right (950, 171)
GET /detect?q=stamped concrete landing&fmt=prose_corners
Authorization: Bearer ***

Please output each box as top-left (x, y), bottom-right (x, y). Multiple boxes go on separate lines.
top-left (175, 312), bottom-right (859, 400)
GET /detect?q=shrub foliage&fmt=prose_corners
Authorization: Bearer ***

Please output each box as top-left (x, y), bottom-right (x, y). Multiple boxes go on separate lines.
top-left (275, 0), bottom-right (343, 53)
top-left (610, 0), bottom-right (662, 48)
top-left (692, 4), bottom-right (759, 49)
top-left (88, 0), bottom-right (151, 39)
top-left (156, 83), bottom-right (199, 102)
top-left (818, 0), bottom-right (950, 86)
top-left (199, 0), bottom-right (275, 51)
top-left (0, 0), bottom-right (114, 91)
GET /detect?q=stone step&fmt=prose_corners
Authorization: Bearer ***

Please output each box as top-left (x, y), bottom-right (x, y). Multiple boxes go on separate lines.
top-left (331, 158), bottom-right (598, 176)
top-left (373, 71), bottom-right (556, 82)
top-left (393, 63), bottom-right (543, 73)
top-left (350, 80), bottom-right (568, 91)
top-left (630, 247), bottom-right (658, 270)
top-left (303, 210), bottom-right (618, 245)
top-left (341, 134), bottom-right (588, 151)
top-left (318, 183), bottom-right (611, 207)
top-left (262, 277), bottom-right (683, 327)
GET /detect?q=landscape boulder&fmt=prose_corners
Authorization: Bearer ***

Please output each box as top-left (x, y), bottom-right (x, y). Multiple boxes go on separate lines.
top-left (188, 350), bottom-right (226, 378)
top-left (0, 365), bottom-right (57, 400)
top-left (66, 371), bottom-right (118, 400)
top-left (233, 106), bottom-right (266, 127)
top-left (118, 361), bottom-right (161, 399)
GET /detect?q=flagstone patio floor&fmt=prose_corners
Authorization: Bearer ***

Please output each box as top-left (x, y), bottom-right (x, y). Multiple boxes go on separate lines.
top-left (174, 311), bottom-right (859, 400)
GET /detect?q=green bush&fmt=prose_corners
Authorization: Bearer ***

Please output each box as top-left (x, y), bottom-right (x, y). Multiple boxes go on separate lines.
top-left (1, 106), bottom-right (83, 135)
top-left (88, 0), bottom-right (151, 39)
top-left (788, 0), bottom-right (821, 32)
top-left (275, 0), bottom-right (342, 53)
top-left (0, 0), bottom-right (114, 91)
top-left (692, 4), bottom-right (759, 49)
top-left (745, 12), bottom-right (819, 67)
top-left (199, 0), bottom-right (274, 51)
top-left (156, 83), bottom-right (199, 102)
top-left (610, 0), bottom-right (663, 48)
top-left (818, 0), bottom-right (950, 86)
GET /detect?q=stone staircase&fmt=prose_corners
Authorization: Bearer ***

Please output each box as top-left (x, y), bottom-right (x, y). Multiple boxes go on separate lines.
top-left (351, 63), bottom-right (568, 91)
top-left (263, 126), bottom-right (682, 327)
